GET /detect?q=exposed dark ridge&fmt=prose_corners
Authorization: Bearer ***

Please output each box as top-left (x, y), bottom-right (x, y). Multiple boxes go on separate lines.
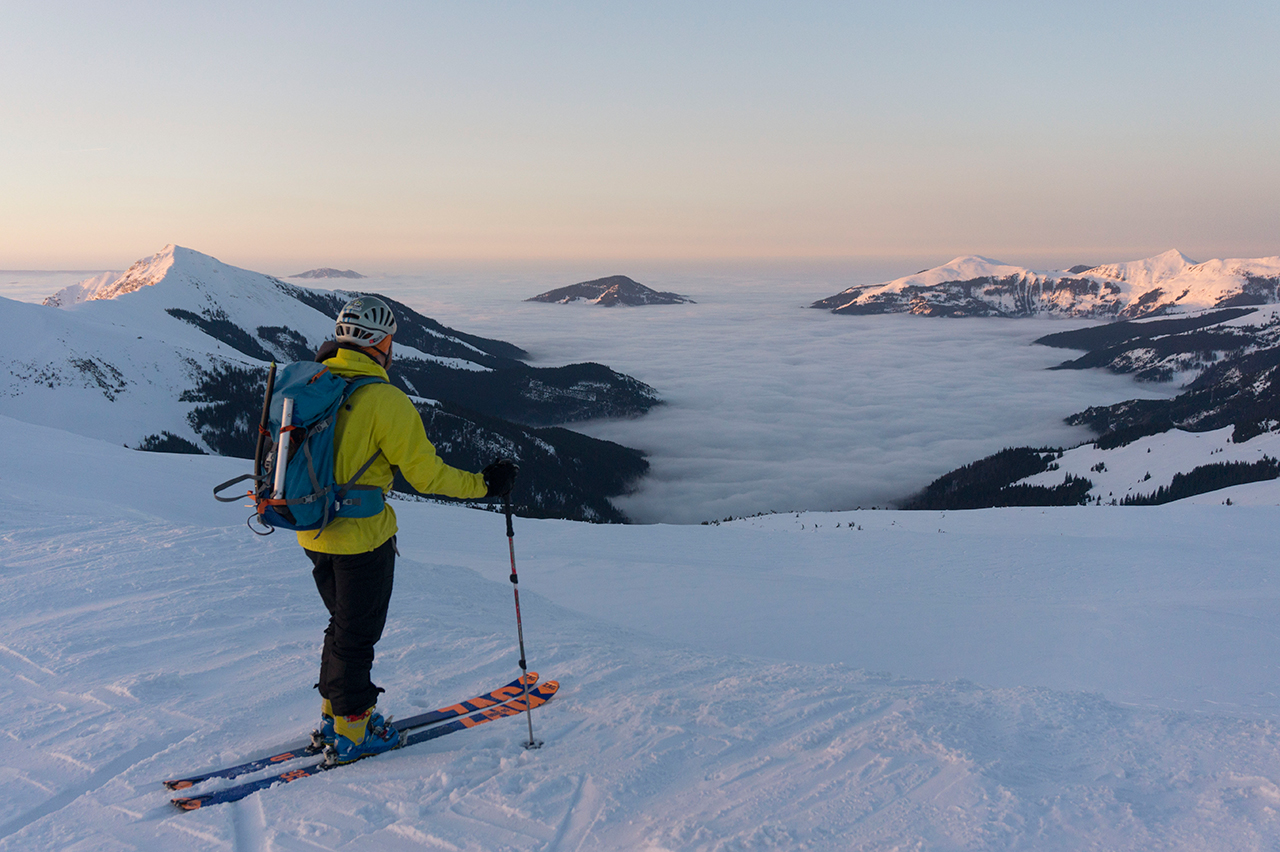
top-left (402, 399), bottom-right (649, 523)
top-left (1068, 363), bottom-right (1280, 447)
top-left (390, 357), bottom-right (660, 427)
top-left (1047, 330), bottom-right (1254, 380)
top-left (1119, 457), bottom-right (1280, 505)
top-left (1035, 309), bottom-right (1257, 351)
top-left (166, 308), bottom-right (275, 362)
top-left (256, 326), bottom-right (314, 362)
top-left (136, 432), bottom-right (206, 454)
top-left (528, 275), bottom-right (693, 306)
top-left (899, 447), bottom-right (1092, 510)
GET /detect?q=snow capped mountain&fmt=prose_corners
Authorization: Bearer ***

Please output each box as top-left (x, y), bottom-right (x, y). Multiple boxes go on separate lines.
top-left (899, 294), bottom-right (1280, 510)
top-left (527, 275), bottom-right (695, 306)
top-left (1082, 248), bottom-right (1196, 286)
top-left (822, 251), bottom-right (1280, 510)
top-left (812, 250), bottom-right (1280, 319)
top-left (43, 246), bottom-right (361, 357)
top-left (10, 245), bottom-right (659, 522)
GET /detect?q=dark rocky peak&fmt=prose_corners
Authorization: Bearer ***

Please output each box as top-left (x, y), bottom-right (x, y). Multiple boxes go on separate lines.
top-left (528, 275), bottom-right (694, 306)
top-left (290, 268), bottom-right (366, 279)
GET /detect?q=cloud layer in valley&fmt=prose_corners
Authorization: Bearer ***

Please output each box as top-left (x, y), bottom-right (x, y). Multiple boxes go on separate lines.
top-left (376, 263), bottom-right (1173, 523)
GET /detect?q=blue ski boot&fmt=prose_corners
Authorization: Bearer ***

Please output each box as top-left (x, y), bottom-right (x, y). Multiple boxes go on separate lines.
top-left (310, 698), bottom-right (336, 752)
top-left (326, 707), bottom-right (399, 765)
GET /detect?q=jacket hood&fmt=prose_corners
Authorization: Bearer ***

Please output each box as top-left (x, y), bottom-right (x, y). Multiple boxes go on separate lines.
top-left (322, 346), bottom-right (390, 382)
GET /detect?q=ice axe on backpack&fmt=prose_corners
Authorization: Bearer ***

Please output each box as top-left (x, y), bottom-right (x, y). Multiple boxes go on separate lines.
top-left (214, 361), bottom-right (386, 536)
top-left (248, 362), bottom-right (278, 532)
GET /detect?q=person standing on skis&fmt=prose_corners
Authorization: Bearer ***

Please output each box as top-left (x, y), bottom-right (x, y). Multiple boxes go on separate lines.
top-left (304, 295), bottom-right (517, 764)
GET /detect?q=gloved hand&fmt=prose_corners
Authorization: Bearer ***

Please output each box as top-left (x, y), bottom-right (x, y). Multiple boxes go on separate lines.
top-left (483, 458), bottom-right (518, 498)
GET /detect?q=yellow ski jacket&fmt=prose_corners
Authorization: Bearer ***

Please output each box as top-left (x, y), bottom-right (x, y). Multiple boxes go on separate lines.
top-left (296, 347), bottom-right (488, 555)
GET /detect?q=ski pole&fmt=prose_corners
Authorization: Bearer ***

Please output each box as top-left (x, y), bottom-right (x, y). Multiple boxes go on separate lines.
top-left (505, 494), bottom-right (543, 749)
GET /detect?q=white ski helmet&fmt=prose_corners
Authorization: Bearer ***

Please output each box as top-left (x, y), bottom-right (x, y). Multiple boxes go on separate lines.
top-left (335, 296), bottom-right (397, 347)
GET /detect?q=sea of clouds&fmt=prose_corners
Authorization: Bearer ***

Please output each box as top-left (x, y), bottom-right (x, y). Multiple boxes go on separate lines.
top-left (3, 260), bottom-right (1175, 524)
top-left (364, 261), bottom-right (1174, 524)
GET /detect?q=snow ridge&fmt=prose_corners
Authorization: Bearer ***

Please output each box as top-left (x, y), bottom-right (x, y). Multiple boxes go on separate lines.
top-left (41, 270), bottom-right (121, 307)
top-left (813, 250), bottom-right (1280, 318)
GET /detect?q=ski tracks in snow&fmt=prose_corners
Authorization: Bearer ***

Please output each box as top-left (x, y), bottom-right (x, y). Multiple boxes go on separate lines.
top-left (536, 662), bottom-right (1007, 851)
top-left (546, 774), bottom-right (604, 852)
top-left (7, 453), bottom-right (1280, 849)
top-left (231, 795), bottom-right (268, 852)
top-left (0, 739), bottom-right (171, 844)
top-left (0, 506), bottom-right (310, 850)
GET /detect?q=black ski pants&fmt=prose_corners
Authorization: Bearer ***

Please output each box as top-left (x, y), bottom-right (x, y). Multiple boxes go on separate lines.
top-left (305, 536), bottom-right (396, 717)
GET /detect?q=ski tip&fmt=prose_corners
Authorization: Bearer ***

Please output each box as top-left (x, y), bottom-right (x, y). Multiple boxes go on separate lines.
top-left (163, 780), bottom-right (194, 791)
top-left (172, 796), bottom-right (204, 811)
top-left (521, 671), bottom-right (538, 685)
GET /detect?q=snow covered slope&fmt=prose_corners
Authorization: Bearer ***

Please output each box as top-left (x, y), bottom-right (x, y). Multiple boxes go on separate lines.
top-left (7, 245), bottom-right (520, 448)
top-left (4, 417), bottom-right (1280, 849)
top-left (45, 245), bottom-right (519, 368)
top-left (40, 270), bottom-right (121, 307)
top-left (1015, 425), bottom-right (1280, 505)
top-left (812, 250), bottom-right (1280, 318)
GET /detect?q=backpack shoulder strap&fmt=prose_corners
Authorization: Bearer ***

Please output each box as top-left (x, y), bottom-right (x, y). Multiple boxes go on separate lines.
top-left (332, 374), bottom-right (392, 498)
top-left (340, 374), bottom-right (389, 399)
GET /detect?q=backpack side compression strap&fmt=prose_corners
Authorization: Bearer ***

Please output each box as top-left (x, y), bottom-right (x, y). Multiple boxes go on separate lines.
top-left (213, 473), bottom-right (263, 502)
top-left (313, 447), bottom-right (385, 537)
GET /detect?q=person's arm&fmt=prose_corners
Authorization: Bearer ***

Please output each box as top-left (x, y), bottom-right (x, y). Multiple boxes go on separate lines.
top-left (376, 388), bottom-right (488, 499)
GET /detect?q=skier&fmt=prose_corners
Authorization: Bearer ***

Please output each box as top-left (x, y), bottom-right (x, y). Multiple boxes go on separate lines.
top-left (303, 295), bottom-right (517, 763)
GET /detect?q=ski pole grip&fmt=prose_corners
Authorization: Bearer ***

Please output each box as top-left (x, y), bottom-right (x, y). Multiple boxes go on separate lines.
top-left (504, 495), bottom-right (515, 538)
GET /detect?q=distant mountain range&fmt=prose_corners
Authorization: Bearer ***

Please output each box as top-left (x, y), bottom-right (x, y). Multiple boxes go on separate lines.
top-left (898, 300), bottom-right (1280, 508)
top-left (290, 268), bottom-right (366, 279)
top-left (21, 245), bottom-right (1280, 516)
top-left (813, 251), bottom-right (1280, 319)
top-left (807, 249), bottom-right (1280, 509)
top-left (10, 245), bottom-right (659, 522)
top-left (528, 275), bottom-right (694, 306)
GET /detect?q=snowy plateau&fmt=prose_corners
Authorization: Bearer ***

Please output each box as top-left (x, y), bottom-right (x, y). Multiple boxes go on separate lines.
top-left (4, 416), bottom-right (1280, 851)
top-left (4, 249), bottom-right (1280, 849)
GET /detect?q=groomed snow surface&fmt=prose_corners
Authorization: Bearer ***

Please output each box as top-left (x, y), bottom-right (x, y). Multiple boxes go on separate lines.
top-left (5, 416), bottom-right (1280, 850)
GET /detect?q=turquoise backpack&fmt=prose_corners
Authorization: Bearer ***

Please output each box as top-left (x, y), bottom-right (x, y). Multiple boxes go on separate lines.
top-left (215, 361), bottom-right (387, 535)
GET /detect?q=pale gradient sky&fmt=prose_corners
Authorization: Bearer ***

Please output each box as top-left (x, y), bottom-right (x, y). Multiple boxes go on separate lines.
top-left (3, 1), bottom-right (1277, 269)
